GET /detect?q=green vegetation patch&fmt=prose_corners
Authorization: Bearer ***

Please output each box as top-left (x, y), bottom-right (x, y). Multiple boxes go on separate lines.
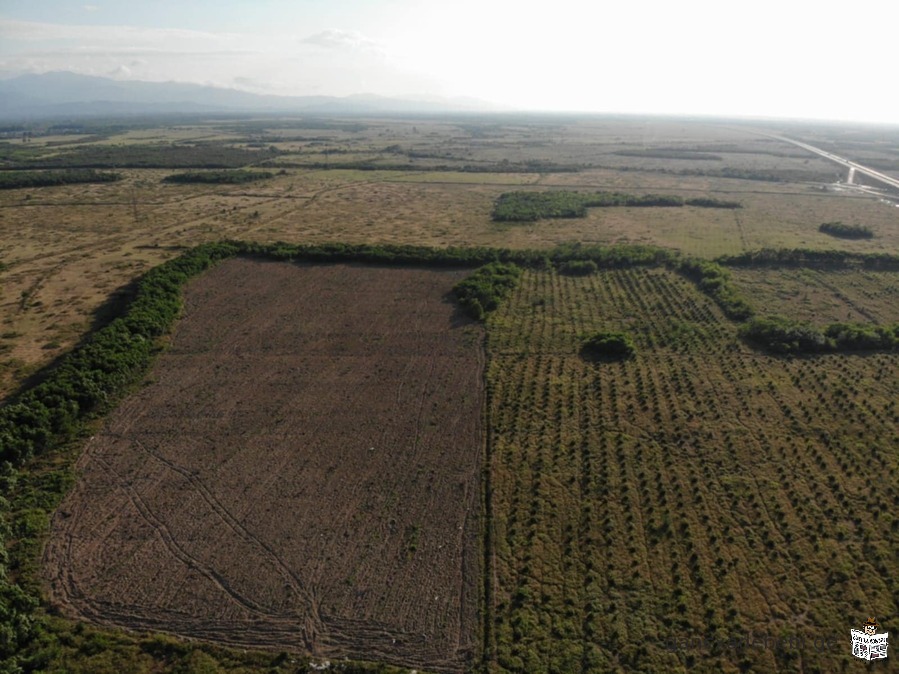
top-left (719, 248), bottom-right (899, 270)
top-left (675, 259), bottom-right (754, 321)
top-left (740, 315), bottom-right (899, 354)
top-left (0, 169), bottom-right (121, 190)
top-left (581, 331), bottom-right (636, 359)
top-left (819, 221), bottom-right (874, 239)
top-left (162, 169), bottom-right (275, 184)
top-left (453, 262), bottom-right (522, 320)
top-left (492, 190), bottom-right (740, 222)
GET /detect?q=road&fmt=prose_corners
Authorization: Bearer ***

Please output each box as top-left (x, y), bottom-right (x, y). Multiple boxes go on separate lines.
top-left (763, 132), bottom-right (899, 193)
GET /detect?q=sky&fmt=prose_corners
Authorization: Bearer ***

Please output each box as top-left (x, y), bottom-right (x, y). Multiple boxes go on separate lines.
top-left (0, 0), bottom-right (896, 124)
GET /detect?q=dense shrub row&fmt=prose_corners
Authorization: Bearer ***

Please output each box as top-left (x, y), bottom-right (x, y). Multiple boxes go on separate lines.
top-left (558, 259), bottom-right (598, 276)
top-left (0, 242), bottom-right (241, 466)
top-left (740, 316), bottom-right (899, 354)
top-left (491, 190), bottom-right (741, 221)
top-left (162, 170), bottom-right (274, 184)
top-left (818, 221), bottom-right (874, 239)
top-left (674, 259), bottom-right (754, 320)
top-left (0, 169), bottom-right (121, 190)
top-left (718, 248), bottom-right (899, 270)
top-left (15, 144), bottom-right (279, 169)
top-left (452, 262), bottom-right (522, 320)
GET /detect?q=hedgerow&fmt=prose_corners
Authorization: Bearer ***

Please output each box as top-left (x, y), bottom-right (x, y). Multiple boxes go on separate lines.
top-left (0, 169), bottom-right (121, 190)
top-left (740, 316), bottom-right (899, 354)
top-left (162, 170), bottom-right (274, 184)
top-left (491, 190), bottom-right (741, 222)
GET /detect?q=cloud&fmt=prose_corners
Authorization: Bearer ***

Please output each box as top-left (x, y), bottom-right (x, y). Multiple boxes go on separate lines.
top-left (83, 4), bottom-right (101, 11)
top-left (301, 29), bottom-right (383, 54)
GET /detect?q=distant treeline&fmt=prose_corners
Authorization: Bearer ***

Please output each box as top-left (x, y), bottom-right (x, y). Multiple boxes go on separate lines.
top-left (677, 167), bottom-right (839, 183)
top-left (492, 190), bottom-right (741, 222)
top-left (266, 160), bottom-right (580, 173)
top-left (614, 149), bottom-right (723, 161)
top-left (0, 169), bottom-right (121, 189)
top-left (818, 221), bottom-right (874, 239)
top-left (13, 143), bottom-right (279, 169)
top-left (162, 170), bottom-right (274, 184)
top-left (740, 316), bottom-right (899, 354)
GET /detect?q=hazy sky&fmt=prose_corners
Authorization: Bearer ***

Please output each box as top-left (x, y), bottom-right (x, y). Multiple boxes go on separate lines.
top-left (0, 0), bottom-right (895, 123)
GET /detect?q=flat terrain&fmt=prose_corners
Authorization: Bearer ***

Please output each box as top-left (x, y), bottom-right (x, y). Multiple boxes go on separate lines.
top-left (43, 259), bottom-right (484, 673)
top-left (3, 114), bottom-right (899, 674)
top-left (730, 268), bottom-right (899, 325)
top-left (2, 116), bottom-right (898, 397)
top-left (484, 268), bottom-right (899, 672)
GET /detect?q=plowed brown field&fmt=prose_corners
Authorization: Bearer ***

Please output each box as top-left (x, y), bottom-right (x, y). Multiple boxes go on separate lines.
top-left (43, 259), bottom-right (484, 673)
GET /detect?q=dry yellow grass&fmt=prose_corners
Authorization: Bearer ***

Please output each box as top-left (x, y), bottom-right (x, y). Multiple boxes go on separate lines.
top-left (1, 116), bottom-right (896, 396)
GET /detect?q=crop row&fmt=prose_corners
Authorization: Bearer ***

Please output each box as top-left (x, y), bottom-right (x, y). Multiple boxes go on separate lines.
top-left (483, 268), bottom-right (899, 673)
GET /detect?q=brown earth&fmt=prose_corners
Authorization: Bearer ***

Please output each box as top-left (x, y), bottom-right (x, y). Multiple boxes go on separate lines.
top-left (42, 259), bottom-right (485, 673)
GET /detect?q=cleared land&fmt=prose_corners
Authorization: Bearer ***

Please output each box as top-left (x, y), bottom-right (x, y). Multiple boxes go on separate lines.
top-left (43, 259), bottom-right (484, 673)
top-left (730, 267), bottom-right (899, 325)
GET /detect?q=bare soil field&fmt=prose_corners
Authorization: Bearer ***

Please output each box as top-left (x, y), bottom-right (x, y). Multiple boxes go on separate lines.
top-left (42, 259), bottom-right (484, 673)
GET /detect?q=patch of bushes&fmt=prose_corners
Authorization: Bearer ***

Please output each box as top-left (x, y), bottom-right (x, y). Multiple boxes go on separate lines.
top-left (740, 316), bottom-right (899, 354)
top-left (582, 331), bottom-right (636, 359)
top-left (684, 197), bottom-right (742, 209)
top-left (819, 221), bottom-right (873, 239)
top-left (492, 190), bottom-right (740, 222)
top-left (675, 259), bottom-right (754, 321)
top-left (453, 262), bottom-right (522, 320)
top-left (162, 170), bottom-right (274, 184)
top-left (558, 259), bottom-right (598, 276)
top-left (718, 248), bottom-right (899, 270)
top-left (0, 169), bottom-right (121, 189)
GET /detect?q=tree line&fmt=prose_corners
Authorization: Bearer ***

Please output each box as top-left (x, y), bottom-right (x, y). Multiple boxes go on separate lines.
top-left (740, 316), bottom-right (899, 354)
top-left (0, 169), bottom-right (121, 190)
top-left (492, 190), bottom-right (741, 222)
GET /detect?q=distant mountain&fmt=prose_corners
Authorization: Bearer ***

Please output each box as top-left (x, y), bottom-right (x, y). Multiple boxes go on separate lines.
top-left (0, 72), bottom-right (498, 119)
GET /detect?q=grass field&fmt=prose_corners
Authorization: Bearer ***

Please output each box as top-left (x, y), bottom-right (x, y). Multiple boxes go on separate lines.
top-left (2, 114), bottom-right (898, 674)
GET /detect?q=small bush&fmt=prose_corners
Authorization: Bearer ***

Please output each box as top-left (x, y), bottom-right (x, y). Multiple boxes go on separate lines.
top-left (582, 331), bottom-right (636, 359)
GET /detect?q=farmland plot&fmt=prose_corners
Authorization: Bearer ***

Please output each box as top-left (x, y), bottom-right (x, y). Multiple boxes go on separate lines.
top-left (43, 259), bottom-right (484, 673)
top-left (484, 268), bottom-right (899, 673)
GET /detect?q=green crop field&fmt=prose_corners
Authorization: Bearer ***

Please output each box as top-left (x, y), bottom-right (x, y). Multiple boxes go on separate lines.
top-left (483, 268), bottom-right (898, 673)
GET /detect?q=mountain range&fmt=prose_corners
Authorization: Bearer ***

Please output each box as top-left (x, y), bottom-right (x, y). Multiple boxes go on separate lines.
top-left (0, 72), bottom-right (498, 119)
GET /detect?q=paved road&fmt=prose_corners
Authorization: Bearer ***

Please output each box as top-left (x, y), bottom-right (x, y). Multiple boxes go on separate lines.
top-left (764, 133), bottom-right (899, 192)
